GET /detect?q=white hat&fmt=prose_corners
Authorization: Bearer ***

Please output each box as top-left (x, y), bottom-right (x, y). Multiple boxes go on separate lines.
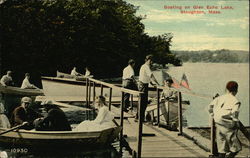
top-left (41, 100), bottom-right (53, 105)
top-left (21, 97), bottom-right (32, 103)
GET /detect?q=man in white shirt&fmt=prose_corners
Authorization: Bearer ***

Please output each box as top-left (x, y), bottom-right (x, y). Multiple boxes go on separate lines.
top-left (70, 67), bottom-right (81, 76)
top-left (21, 73), bottom-right (39, 89)
top-left (122, 59), bottom-right (137, 112)
top-left (208, 81), bottom-right (242, 158)
top-left (0, 71), bottom-right (14, 87)
top-left (136, 55), bottom-right (159, 121)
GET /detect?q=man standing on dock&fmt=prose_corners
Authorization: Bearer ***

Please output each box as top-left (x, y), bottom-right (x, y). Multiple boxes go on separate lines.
top-left (122, 59), bottom-right (137, 112)
top-left (136, 55), bottom-right (159, 122)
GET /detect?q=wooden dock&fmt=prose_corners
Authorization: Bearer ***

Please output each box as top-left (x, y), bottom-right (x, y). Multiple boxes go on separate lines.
top-left (116, 117), bottom-right (209, 157)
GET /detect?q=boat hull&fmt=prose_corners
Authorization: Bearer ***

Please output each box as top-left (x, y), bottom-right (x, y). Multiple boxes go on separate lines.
top-left (0, 126), bottom-right (122, 148)
top-left (42, 77), bottom-right (125, 99)
top-left (0, 85), bottom-right (44, 96)
top-left (146, 100), bottom-right (189, 124)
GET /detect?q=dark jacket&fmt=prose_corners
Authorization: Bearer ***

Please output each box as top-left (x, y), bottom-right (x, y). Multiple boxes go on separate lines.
top-left (10, 106), bottom-right (41, 130)
top-left (34, 107), bottom-right (71, 131)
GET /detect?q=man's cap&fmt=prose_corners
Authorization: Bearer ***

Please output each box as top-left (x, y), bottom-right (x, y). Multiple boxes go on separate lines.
top-left (128, 59), bottom-right (135, 65)
top-left (41, 100), bottom-right (53, 106)
top-left (7, 71), bottom-right (12, 74)
top-left (21, 97), bottom-right (32, 103)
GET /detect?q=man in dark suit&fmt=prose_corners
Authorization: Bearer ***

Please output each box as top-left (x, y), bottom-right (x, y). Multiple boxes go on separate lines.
top-left (10, 97), bottom-right (41, 130)
top-left (34, 100), bottom-right (71, 131)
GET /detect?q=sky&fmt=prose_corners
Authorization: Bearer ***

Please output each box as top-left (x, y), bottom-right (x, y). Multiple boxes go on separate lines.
top-left (125, 0), bottom-right (249, 51)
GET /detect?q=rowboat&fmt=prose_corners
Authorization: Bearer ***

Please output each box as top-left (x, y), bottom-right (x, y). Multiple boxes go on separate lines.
top-left (146, 99), bottom-right (190, 125)
top-left (56, 71), bottom-right (85, 81)
top-left (41, 76), bottom-right (123, 100)
top-left (0, 126), bottom-right (122, 148)
top-left (0, 85), bottom-right (44, 96)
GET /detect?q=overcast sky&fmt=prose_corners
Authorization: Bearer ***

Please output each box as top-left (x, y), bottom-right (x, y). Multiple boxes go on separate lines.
top-left (125, 0), bottom-right (249, 51)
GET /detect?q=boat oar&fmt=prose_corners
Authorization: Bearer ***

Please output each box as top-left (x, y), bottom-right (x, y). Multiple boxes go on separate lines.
top-left (0, 122), bottom-right (28, 135)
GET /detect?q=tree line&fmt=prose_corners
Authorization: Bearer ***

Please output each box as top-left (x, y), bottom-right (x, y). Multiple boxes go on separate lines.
top-left (174, 49), bottom-right (249, 63)
top-left (0, 0), bottom-right (181, 87)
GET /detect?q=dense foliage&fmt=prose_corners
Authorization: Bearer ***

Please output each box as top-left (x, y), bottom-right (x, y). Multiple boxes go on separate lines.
top-left (174, 49), bottom-right (249, 63)
top-left (0, 0), bottom-right (181, 87)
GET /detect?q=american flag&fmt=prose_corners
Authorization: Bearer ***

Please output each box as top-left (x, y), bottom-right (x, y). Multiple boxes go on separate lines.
top-left (180, 73), bottom-right (191, 90)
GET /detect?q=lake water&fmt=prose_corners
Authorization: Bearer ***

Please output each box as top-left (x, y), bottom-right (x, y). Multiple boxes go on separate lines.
top-left (166, 63), bottom-right (249, 127)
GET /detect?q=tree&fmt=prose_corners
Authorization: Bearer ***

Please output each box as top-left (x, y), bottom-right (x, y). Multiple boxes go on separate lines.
top-left (0, 0), bottom-right (181, 86)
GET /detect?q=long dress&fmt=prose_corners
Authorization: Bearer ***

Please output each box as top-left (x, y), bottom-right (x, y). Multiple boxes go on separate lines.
top-left (73, 106), bottom-right (115, 132)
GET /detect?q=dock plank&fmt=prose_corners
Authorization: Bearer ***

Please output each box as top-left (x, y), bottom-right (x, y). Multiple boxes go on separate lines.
top-left (118, 117), bottom-right (209, 157)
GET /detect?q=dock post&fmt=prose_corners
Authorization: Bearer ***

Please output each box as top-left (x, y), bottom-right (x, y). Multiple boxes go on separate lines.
top-left (166, 101), bottom-right (170, 126)
top-left (210, 117), bottom-right (217, 156)
top-left (120, 92), bottom-right (125, 145)
top-left (109, 88), bottom-right (112, 111)
top-left (100, 84), bottom-right (104, 96)
top-left (178, 91), bottom-right (183, 135)
top-left (137, 93), bottom-right (143, 158)
top-left (86, 78), bottom-right (89, 106)
top-left (157, 88), bottom-right (160, 126)
top-left (88, 80), bottom-right (91, 107)
top-left (93, 82), bottom-right (96, 102)
top-left (130, 94), bottom-right (133, 112)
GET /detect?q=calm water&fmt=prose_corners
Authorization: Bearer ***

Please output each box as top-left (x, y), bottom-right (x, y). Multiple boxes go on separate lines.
top-left (166, 63), bottom-right (249, 127)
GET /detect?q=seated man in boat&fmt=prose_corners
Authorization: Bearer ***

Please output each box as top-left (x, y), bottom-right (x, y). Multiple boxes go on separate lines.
top-left (34, 100), bottom-right (71, 131)
top-left (73, 96), bottom-right (115, 132)
top-left (70, 67), bottom-right (81, 76)
top-left (21, 73), bottom-right (39, 89)
top-left (0, 70), bottom-right (14, 87)
top-left (84, 67), bottom-right (93, 78)
top-left (0, 93), bottom-right (10, 128)
top-left (10, 97), bottom-right (42, 130)
top-left (161, 78), bottom-right (178, 102)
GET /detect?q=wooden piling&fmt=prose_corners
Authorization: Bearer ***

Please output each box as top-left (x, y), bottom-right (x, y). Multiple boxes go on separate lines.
top-left (109, 88), bottom-right (112, 111)
top-left (86, 78), bottom-right (89, 106)
top-left (178, 91), bottom-right (183, 135)
top-left (210, 117), bottom-right (217, 156)
top-left (157, 88), bottom-right (160, 126)
top-left (137, 93), bottom-right (143, 158)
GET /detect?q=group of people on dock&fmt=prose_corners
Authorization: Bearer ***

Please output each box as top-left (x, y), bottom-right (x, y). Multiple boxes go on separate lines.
top-left (0, 54), bottom-right (243, 158)
top-left (122, 54), bottom-right (243, 157)
top-left (0, 71), bottom-right (39, 89)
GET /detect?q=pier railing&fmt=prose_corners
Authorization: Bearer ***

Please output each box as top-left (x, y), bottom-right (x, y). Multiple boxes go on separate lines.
top-left (154, 87), bottom-right (250, 156)
top-left (83, 77), bottom-right (144, 158)
top-left (155, 86), bottom-right (183, 135)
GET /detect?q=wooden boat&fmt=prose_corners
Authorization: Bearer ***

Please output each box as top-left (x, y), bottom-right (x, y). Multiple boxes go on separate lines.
top-left (0, 85), bottom-right (44, 96)
top-left (146, 99), bottom-right (190, 125)
top-left (56, 71), bottom-right (85, 81)
top-left (0, 126), bottom-right (122, 148)
top-left (41, 76), bottom-right (123, 99)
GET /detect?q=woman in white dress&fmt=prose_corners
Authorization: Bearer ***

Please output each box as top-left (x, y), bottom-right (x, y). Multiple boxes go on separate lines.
top-left (0, 93), bottom-right (10, 128)
top-left (74, 96), bottom-right (115, 132)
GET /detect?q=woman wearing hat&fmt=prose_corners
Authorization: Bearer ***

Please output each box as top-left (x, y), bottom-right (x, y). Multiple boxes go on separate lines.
top-left (208, 81), bottom-right (242, 158)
